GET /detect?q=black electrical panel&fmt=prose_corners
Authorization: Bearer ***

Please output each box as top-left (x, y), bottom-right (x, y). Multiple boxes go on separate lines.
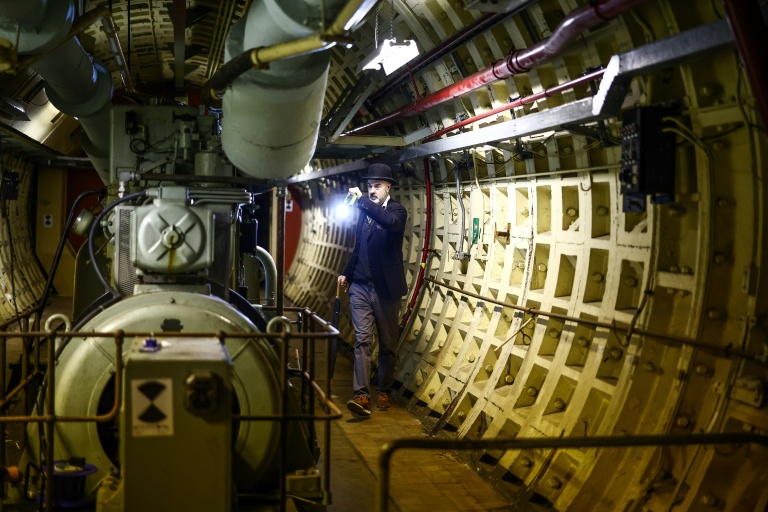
top-left (620, 106), bottom-right (676, 211)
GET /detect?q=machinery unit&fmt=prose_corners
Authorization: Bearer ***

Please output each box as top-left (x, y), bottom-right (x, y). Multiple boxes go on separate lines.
top-left (19, 104), bottom-right (320, 510)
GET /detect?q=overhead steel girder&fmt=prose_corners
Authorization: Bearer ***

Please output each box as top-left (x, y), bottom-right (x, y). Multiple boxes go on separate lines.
top-left (379, 14), bottom-right (738, 165)
top-left (301, 13), bottom-right (740, 180)
top-left (592, 14), bottom-right (736, 116)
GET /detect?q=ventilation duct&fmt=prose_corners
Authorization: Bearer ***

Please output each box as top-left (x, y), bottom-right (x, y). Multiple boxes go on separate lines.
top-left (0, 0), bottom-right (113, 182)
top-left (220, 0), bottom-right (347, 179)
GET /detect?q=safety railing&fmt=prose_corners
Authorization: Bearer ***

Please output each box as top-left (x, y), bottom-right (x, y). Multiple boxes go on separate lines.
top-left (0, 305), bottom-right (340, 512)
top-left (424, 277), bottom-right (764, 364)
top-left (375, 433), bottom-right (768, 512)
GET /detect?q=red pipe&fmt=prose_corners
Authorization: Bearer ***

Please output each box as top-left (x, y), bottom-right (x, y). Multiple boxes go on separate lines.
top-left (720, 0), bottom-right (768, 130)
top-left (400, 158), bottom-right (432, 328)
top-left (423, 68), bottom-right (605, 142)
top-left (347, 0), bottom-right (644, 135)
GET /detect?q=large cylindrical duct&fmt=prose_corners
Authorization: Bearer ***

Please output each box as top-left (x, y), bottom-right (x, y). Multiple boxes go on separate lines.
top-left (0, 0), bottom-right (113, 182)
top-left (0, 0), bottom-right (73, 51)
top-left (31, 37), bottom-right (113, 182)
top-left (221, 0), bottom-right (343, 179)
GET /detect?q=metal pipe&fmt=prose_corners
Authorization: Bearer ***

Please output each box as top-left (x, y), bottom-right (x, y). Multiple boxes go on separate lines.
top-left (454, 160), bottom-right (467, 259)
top-left (720, 0), bottom-right (768, 130)
top-left (424, 277), bottom-right (763, 363)
top-left (423, 68), bottom-right (605, 142)
top-left (375, 433), bottom-right (768, 512)
top-left (44, 332), bottom-right (54, 512)
top-left (276, 186), bottom-right (286, 317)
top-left (0, 321), bottom-right (5, 505)
top-left (279, 330), bottom-right (288, 512)
top-left (348, 0), bottom-right (645, 135)
top-left (254, 245), bottom-right (277, 307)
top-left (100, 14), bottom-right (135, 93)
top-left (399, 159), bottom-right (432, 328)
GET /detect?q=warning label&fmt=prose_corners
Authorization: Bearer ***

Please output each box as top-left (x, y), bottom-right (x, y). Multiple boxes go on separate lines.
top-left (131, 378), bottom-right (174, 437)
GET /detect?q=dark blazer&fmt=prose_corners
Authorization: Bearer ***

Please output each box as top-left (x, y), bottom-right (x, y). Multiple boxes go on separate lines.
top-left (342, 196), bottom-right (408, 299)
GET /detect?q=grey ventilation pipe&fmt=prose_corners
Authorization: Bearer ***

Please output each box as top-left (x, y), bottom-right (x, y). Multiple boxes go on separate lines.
top-left (221, 0), bottom-right (346, 179)
top-left (31, 38), bottom-right (112, 182)
top-left (0, 0), bottom-right (113, 183)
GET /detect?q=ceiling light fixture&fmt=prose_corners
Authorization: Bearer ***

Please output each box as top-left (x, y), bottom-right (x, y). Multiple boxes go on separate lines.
top-left (357, 0), bottom-right (418, 75)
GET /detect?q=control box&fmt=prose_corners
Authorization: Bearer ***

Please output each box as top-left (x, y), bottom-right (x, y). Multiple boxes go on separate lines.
top-left (619, 106), bottom-right (676, 211)
top-left (120, 337), bottom-right (233, 512)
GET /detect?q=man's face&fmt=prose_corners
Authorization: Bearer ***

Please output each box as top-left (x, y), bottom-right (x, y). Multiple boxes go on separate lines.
top-left (367, 180), bottom-right (390, 204)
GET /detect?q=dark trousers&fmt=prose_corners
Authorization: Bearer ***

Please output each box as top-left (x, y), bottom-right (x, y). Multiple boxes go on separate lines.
top-left (348, 281), bottom-right (400, 397)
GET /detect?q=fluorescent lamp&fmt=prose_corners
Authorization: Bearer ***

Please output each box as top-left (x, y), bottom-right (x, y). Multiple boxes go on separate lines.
top-left (357, 39), bottom-right (419, 75)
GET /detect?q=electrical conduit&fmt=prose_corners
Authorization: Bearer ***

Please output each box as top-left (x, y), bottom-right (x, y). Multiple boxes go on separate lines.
top-left (347, 0), bottom-right (645, 135)
top-left (400, 158), bottom-right (432, 328)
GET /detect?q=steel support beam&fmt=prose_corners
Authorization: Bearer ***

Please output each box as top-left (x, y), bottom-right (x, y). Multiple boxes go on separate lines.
top-left (593, 15), bottom-right (737, 115)
top-left (301, 12), bottom-right (752, 181)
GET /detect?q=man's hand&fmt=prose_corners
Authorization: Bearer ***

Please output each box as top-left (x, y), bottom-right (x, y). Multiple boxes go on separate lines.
top-left (349, 187), bottom-right (362, 199)
top-left (338, 275), bottom-right (348, 291)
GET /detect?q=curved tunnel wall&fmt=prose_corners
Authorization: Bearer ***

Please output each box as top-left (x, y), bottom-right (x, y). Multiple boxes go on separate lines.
top-left (0, 152), bottom-right (46, 317)
top-left (286, 0), bottom-right (768, 509)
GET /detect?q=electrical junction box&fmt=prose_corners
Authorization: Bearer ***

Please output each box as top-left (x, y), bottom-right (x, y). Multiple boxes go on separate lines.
top-left (619, 106), bottom-right (676, 211)
top-left (119, 337), bottom-right (233, 512)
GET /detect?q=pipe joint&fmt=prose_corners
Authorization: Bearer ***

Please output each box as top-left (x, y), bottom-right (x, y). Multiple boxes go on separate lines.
top-left (506, 51), bottom-right (529, 75)
top-left (44, 58), bottom-right (113, 117)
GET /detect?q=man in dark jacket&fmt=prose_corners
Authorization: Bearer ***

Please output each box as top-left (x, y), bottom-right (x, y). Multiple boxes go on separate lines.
top-left (338, 163), bottom-right (408, 417)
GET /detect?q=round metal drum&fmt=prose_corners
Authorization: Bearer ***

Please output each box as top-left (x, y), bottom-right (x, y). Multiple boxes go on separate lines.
top-left (37, 291), bottom-right (285, 494)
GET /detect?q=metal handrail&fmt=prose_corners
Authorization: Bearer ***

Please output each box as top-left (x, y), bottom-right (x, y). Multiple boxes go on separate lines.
top-left (376, 433), bottom-right (768, 512)
top-left (0, 305), bottom-right (340, 512)
top-left (424, 277), bottom-right (763, 364)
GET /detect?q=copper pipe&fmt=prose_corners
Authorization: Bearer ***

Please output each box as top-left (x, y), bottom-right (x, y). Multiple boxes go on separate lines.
top-left (205, 0), bottom-right (373, 102)
top-left (0, 330), bottom-right (123, 424)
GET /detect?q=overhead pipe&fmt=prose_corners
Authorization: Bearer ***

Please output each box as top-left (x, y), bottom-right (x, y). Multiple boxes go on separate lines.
top-left (369, 0), bottom-right (542, 106)
top-left (217, 0), bottom-right (377, 180)
top-left (720, 0), bottom-right (768, 130)
top-left (100, 12), bottom-right (134, 92)
top-left (0, 3), bottom-right (119, 183)
top-left (347, 0), bottom-right (645, 135)
top-left (31, 37), bottom-right (113, 182)
top-left (423, 67), bottom-right (605, 142)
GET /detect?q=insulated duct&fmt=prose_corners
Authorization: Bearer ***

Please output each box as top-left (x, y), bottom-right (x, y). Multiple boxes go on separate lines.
top-left (0, 0), bottom-right (113, 182)
top-left (31, 37), bottom-right (113, 182)
top-left (221, 0), bottom-right (347, 179)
